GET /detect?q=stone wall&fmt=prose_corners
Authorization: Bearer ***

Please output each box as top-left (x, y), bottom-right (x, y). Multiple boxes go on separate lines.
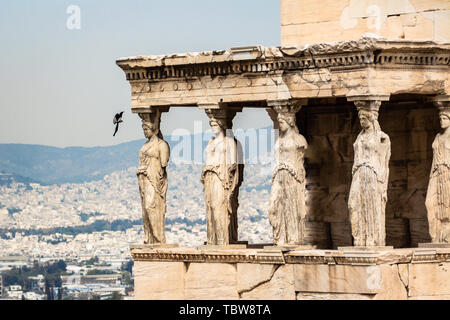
top-left (297, 98), bottom-right (439, 248)
top-left (281, 0), bottom-right (450, 46)
top-left (132, 247), bottom-right (450, 300)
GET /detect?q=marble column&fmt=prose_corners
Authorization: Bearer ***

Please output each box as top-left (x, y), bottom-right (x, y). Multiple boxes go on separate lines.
top-left (426, 96), bottom-right (450, 244)
top-left (347, 96), bottom-right (391, 246)
top-left (136, 108), bottom-right (171, 244)
top-left (267, 99), bottom-right (308, 246)
top-left (201, 107), bottom-right (243, 245)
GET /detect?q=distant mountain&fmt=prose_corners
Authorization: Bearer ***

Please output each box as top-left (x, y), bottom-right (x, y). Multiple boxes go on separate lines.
top-left (0, 172), bottom-right (41, 186)
top-left (0, 141), bottom-right (147, 185)
top-left (0, 127), bottom-right (273, 185)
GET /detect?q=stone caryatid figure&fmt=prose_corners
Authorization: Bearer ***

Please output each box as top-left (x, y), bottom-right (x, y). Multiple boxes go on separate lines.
top-left (426, 101), bottom-right (450, 243)
top-left (348, 101), bottom-right (391, 246)
top-left (137, 112), bottom-right (170, 244)
top-left (268, 102), bottom-right (308, 246)
top-left (201, 109), bottom-right (242, 245)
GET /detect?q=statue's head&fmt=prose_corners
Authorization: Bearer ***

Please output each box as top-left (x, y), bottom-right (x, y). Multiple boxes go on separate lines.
top-left (277, 113), bottom-right (296, 132)
top-left (209, 118), bottom-right (226, 136)
top-left (438, 108), bottom-right (450, 130)
top-left (356, 102), bottom-right (381, 132)
top-left (142, 121), bottom-right (156, 139)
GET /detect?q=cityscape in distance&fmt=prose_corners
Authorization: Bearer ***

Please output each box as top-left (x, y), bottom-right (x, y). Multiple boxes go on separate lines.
top-left (0, 129), bottom-right (274, 300)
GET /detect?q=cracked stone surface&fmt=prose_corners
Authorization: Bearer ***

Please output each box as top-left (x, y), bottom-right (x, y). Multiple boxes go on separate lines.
top-left (240, 264), bottom-right (296, 300)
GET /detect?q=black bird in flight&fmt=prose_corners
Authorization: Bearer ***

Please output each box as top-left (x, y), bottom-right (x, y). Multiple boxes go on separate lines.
top-left (113, 111), bottom-right (124, 136)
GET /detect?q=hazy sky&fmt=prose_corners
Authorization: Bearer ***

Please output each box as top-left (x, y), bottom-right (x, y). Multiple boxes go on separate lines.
top-left (0, 0), bottom-right (280, 147)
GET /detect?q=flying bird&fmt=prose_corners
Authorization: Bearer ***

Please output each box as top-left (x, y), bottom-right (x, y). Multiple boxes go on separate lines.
top-left (113, 111), bottom-right (124, 136)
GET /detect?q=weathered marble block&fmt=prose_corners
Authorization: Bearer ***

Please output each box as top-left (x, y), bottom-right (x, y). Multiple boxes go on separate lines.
top-left (131, 246), bottom-right (450, 300)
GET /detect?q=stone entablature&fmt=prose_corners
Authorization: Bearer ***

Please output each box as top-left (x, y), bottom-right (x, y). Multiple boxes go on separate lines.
top-left (117, 37), bottom-right (449, 112)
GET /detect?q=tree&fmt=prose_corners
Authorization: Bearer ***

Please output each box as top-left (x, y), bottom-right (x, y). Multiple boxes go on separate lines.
top-left (121, 271), bottom-right (132, 287)
top-left (110, 291), bottom-right (122, 300)
top-left (57, 286), bottom-right (63, 300)
top-left (121, 260), bottom-right (133, 274)
top-left (44, 279), bottom-right (52, 300)
top-left (86, 256), bottom-right (99, 266)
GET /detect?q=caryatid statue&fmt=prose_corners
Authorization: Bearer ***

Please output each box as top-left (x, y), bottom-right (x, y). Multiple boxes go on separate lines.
top-left (268, 102), bottom-right (308, 246)
top-left (426, 100), bottom-right (450, 243)
top-left (136, 112), bottom-right (170, 244)
top-left (201, 108), bottom-right (243, 245)
top-left (348, 101), bottom-right (391, 246)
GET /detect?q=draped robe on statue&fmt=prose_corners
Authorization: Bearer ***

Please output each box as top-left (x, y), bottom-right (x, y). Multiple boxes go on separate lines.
top-left (426, 132), bottom-right (450, 243)
top-left (269, 133), bottom-right (308, 245)
top-left (137, 136), bottom-right (169, 244)
top-left (348, 130), bottom-right (391, 246)
top-left (201, 135), bottom-right (240, 245)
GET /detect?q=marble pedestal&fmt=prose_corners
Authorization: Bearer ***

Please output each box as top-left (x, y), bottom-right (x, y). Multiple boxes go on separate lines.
top-left (131, 245), bottom-right (450, 300)
top-left (419, 243), bottom-right (450, 248)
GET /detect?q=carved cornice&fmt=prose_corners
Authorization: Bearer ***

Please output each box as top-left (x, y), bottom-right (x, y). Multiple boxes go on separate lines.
top-left (117, 38), bottom-right (449, 83)
top-left (131, 249), bottom-right (285, 264)
top-left (130, 247), bottom-right (450, 265)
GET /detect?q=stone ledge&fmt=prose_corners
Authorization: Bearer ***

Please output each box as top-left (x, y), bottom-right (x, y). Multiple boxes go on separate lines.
top-left (130, 245), bottom-right (450, 265)
top-left (132, 247), bottom-right (450, 300)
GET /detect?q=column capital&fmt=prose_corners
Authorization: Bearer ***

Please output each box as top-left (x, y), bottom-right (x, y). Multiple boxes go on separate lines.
top-left (133, 106), bottom-right (170, 114)
top-left (431, 95), bottom-right (450, 103)
top-left (204, 107), bottom-right (241, 129)
top-left (347, 95), bottom-right (390, 115)
top-left (267, 98), bottom-right (308, 109)
top-left (198, 103), bottom-right (221, 110)
top-left (346, 94), bottom-right (390, 102)
top-left (430, 95), bottom-right (450, 112)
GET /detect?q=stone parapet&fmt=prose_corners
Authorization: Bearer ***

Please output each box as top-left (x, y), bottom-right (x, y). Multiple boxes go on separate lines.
top-left (131, 245), bottom-right (450, 300)
top-left (281, 0), bottom-right (450, 46)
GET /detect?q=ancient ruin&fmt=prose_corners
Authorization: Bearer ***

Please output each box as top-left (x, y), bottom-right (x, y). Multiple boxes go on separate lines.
top-left (117, 0), bottom-right (450, 300)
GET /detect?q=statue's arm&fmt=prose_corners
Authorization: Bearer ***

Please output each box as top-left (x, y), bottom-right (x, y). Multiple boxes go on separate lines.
top-left (383, 135), bottom-right (391, 197)
top-left (297, 134), bottom-right (308, 150)
top-left (227, 138), bottom-right (238, 165)
top-left (160, 141), bottom-right (170, 168)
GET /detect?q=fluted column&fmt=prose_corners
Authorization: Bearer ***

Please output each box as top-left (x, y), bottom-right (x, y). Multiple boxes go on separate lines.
top-left (347, 95), bottom-right (391, 247)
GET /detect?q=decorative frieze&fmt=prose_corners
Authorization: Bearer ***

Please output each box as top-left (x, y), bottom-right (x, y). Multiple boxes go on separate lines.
top-left (130, 247), bottom-right (450, 265)
top-left (118, 38), bottom-right (449, 85)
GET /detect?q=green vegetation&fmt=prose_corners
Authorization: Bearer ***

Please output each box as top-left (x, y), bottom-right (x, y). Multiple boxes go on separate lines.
top-left (1, 260), bottom-right (66, 294)
top-left (86, 269), bottom-right (116, 275)
top-left (0, 219), bottom-right (142, 239)
top-left (85, 256), bottom-right (99, 266)
top-left (108, 291), bottom-right (123, 300)
top-left (121, 259), bottom-right (133, 274)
